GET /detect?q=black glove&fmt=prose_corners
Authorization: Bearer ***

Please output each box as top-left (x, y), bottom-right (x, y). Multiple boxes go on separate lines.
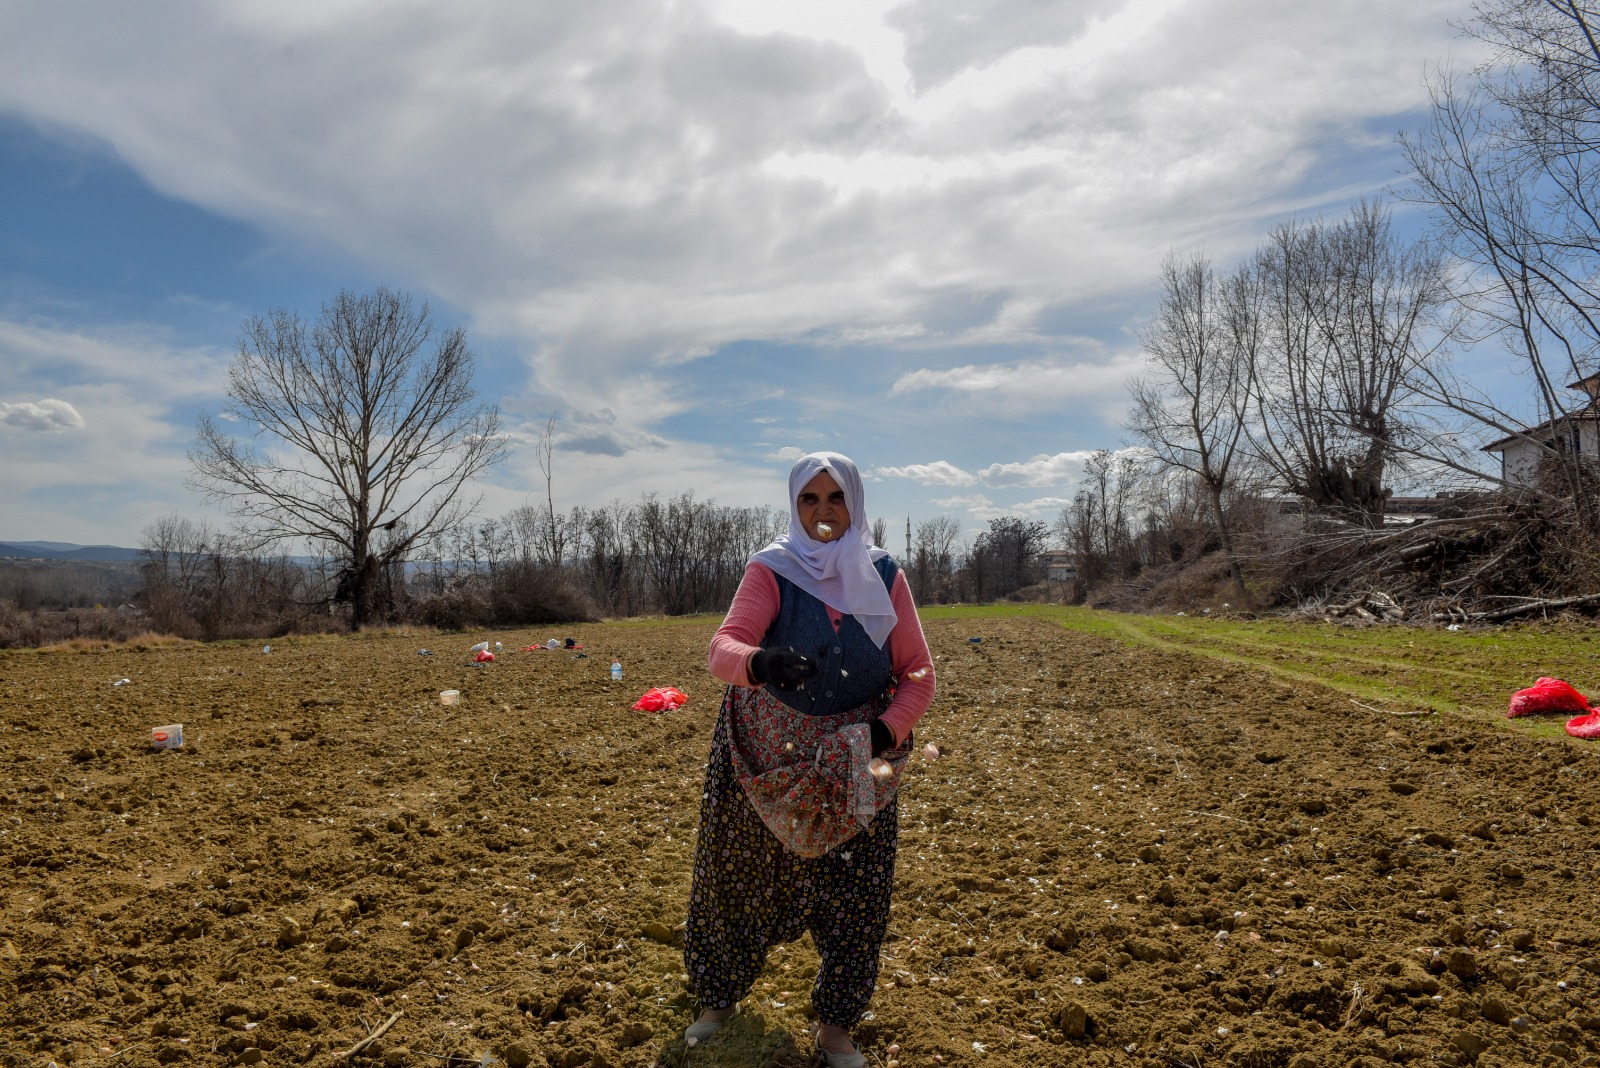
top-left (749, 646), bottom-right (818, 692)
top-left (870, 719), bottom-right (896, 758)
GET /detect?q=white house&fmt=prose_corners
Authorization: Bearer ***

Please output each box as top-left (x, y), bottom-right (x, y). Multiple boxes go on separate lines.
top-left (1038, 549), bottom-right (1078, 583)
top-left (1482, 373), bottom-right (1600, 485)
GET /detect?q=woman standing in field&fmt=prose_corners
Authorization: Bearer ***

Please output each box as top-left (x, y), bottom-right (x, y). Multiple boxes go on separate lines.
top-left (683, 451), bottom-right (937, 1067)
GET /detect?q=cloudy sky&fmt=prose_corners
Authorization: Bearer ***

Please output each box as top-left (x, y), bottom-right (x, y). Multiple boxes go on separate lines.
top-left (0, 0), bottom-right (1487, 549)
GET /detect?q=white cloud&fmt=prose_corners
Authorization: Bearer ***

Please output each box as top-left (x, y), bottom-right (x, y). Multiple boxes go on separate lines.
top-left (0, 316), bottom-right (233, 540)
top-left (979, 451), bottom-right (1093, 487)
top-left (0, 399), bottom-right (86, 432)
top-left (768, 446), bottom-right (808, 462)
top-left (929, 493), bottom-right (1005, 524)
top-left (875, 460), bottom-right (978, 486)
top-left (0, 0), bottom-right (1482, 421)
top-left (1011, 495), bottom-right (1075, 517)
top-left (889, 354), bottom-right (1144, 412)
top-left (0, 318), bottom-right (228, 399)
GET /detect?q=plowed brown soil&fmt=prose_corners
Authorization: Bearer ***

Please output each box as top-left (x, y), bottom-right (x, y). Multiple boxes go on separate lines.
top-left (3, 617), bottom-right (1600, 1068)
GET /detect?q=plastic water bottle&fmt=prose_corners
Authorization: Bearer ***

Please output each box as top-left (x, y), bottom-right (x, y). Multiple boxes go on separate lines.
top-left (610, 660), bottom-right (622, 682)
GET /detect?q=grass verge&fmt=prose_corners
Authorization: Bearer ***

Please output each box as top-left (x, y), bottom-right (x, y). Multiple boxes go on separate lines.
top-left (921, 603), bottom-right (1600, 740)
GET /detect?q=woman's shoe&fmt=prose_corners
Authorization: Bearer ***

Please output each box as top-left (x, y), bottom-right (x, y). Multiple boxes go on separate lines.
top-left (814, 1051), bottom-right (866, 1068)
top-left (684, 1006), bottom-right (737, 1043)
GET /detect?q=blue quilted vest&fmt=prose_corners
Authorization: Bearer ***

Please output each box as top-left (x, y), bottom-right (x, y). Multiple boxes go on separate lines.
top-left (762, 556), bottom-right (898, 717)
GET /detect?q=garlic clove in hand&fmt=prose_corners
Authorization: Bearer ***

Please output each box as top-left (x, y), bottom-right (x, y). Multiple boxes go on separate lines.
top-left (869, 757), bottom-right (894, 781)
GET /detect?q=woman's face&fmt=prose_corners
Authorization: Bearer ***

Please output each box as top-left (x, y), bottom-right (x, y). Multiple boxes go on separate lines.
top-left (797, 470), bottom-right (851, 542)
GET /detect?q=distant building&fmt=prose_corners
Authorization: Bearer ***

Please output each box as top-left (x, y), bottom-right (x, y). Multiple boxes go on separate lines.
top-left (1482, 373), bottom-right (1600, 485)
top-left (1038, 549), bottom-right (1078, 583)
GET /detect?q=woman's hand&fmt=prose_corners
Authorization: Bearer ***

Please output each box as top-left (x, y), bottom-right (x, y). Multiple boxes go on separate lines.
top-left (749, 646), bottom-right (819, 691)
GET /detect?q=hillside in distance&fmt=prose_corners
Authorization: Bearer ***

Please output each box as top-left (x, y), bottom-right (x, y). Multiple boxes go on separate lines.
top-left (0, 541), bottom-right (142, 562)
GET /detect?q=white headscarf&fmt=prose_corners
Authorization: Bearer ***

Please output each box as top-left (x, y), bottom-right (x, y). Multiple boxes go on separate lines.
top-left (750, 451), bottom-right (898, 648)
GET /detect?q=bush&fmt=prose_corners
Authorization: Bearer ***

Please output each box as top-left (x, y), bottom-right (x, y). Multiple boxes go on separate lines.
top-left (488, 564), bottom-right (596, 626)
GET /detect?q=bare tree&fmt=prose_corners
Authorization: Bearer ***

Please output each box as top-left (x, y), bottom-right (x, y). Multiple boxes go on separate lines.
top-left (533, 415), bottom-right (569, 566)
top-left (1082, 448), bottom-right (1147, 565)
top-left (965, 516), bottom-right (1049, 600)
top-left (1127, 252), bottom-right (1257, 593)
top-left (1250, 203), bottom-right (1450, 524)
top-left (911, 516), bottom-right (963, 603)
top-left (191, 288), bottom-right (506, 630)
top-left (1401, 3), bottom-right (1600, 523)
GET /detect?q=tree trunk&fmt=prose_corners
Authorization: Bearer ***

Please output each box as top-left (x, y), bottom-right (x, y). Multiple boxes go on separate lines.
top-left (1205, 481), bottom-right (1247, 596)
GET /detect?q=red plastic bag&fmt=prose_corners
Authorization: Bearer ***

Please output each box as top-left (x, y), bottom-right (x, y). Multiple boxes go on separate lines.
top-left (1569, 710), bottom-right (1600, 738)
top-left (632, 686), bottom-right (688, 712)
top-left (474, 650), bottom-right (495, 663)
top-left (1507, 677), bottom-right (1588, 718)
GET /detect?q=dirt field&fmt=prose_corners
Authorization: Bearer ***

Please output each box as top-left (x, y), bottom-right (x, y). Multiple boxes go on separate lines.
top-left (3, 616), bottom-right (1600, 1068)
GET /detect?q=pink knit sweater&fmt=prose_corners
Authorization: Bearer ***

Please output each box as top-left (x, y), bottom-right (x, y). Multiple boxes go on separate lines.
top-left (707, 561), bottom-right (936, 744)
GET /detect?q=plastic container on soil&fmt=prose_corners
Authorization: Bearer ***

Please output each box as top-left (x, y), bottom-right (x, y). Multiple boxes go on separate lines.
top-left (151, 724), bottom-right (184, 749)
top-left (469, 641), bottom-right (490, 654)
top-left (440, 689), bottom-right (461, 706)
top-left (611, 660), bottom-right (623, 681)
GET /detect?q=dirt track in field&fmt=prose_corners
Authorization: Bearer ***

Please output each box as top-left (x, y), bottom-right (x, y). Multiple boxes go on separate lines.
top-left (3, 616), bottom-right (1600, 1068)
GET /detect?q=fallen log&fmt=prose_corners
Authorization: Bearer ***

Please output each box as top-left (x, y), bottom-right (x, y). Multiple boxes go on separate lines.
top-left (1429, 592), bottom-right (1600, 623)
top-left (1397, 541), bottom-right (1439, 563)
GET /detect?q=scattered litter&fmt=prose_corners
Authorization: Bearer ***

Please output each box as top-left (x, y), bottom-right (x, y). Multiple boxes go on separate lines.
top-left (967, 637), bottom-right (982, 644)
top-left (151, 724), bottom-right (184, 750)
top-left (611, 660), bottom-right (623, 681)
top-left (633, 687), bottom-right (688, 712)
top-left (495, 642), bottom-right (503, 653)
top-left (1508, 677), bottom-right (1588, 718)
top-left (113, 678), bottom-right (131, 687)
top-left (469, 641), bottom-right (490, 654)
top-left (262, 645), bottom-right (271, 654)
top-left (417, 648), bottom-right (432, 656)
top-left (565, 637), bottom-right (580, 649)
top-left (546, 638), bottom-right (560, 650)
top-left (440, 690), bottom-right (461, 706)
top-left (1447, 624), bottom-right (1463, 631)
top-left (474, 650), bottom-right (495, 663)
